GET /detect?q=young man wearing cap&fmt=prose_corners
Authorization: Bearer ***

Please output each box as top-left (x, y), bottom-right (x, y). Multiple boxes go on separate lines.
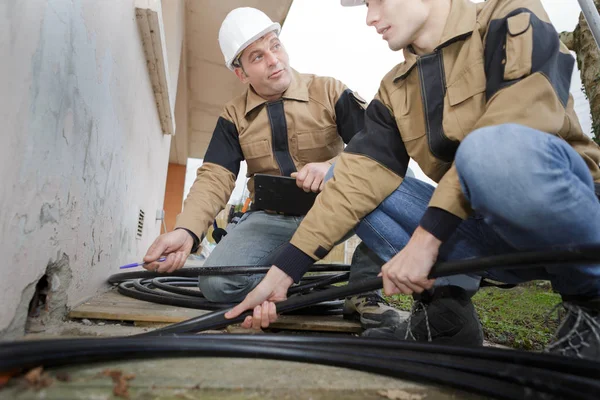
top-left (227, 0), bottom-right (600, 359)
top-left (142, 7), bottom-right (408, 330)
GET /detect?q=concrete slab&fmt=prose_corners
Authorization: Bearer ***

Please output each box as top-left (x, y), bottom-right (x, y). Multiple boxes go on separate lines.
top-left (1, 357), bottom-right (485, 400)
top-left (7, 315), bottom-right (492, 399)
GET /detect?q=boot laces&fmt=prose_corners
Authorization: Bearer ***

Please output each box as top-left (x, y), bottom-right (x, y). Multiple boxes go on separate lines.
top-left (404, 300), bottom-right (432, 342)
top-left (544, 302), bottom-right (600, 358)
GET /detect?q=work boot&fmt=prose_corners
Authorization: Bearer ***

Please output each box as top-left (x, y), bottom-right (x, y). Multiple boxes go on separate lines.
top-left (544, 298), bottom-right (600, 361)
top-left (343, 292), bottom-right (409, 330)
top-left (362, 285), bottom-right (484, 346)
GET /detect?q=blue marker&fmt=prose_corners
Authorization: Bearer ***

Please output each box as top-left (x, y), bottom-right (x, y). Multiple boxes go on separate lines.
top-left (119, 256), bottom-right (167, 269)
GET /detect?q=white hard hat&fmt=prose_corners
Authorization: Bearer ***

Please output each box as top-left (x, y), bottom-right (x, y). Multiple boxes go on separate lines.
top-left (340, 0), bottom-right (366, 6)
top-left (218, 8), bottom-right (281, 71)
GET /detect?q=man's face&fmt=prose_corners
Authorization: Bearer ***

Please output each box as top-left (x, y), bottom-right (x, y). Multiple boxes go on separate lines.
top-left (365, 0), bottom-right (429, 51)
top-left (234, 32), bottom-right (292, 100)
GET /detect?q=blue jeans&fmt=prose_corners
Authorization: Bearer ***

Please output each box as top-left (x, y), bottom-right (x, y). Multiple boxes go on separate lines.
top-left (356, 124), bottom-right (600, 298)
top-left (198, 211), bottom-right (300, 302)
top-left (199, 211), bottom-right (381, 302)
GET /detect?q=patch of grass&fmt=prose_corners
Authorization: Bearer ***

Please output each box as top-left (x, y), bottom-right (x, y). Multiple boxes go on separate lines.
top-left (385, 281), bottom-right (562, 351)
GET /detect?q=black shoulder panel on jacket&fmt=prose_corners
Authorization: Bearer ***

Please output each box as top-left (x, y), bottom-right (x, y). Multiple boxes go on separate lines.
top-left (345, 99), bottom-right (409, 177)
top-left (335, 88), bottom-right (366, 144)
top-left (484, 8), bottom-right (573, 107)
top-left (203, 117), bottom-right (243, 177)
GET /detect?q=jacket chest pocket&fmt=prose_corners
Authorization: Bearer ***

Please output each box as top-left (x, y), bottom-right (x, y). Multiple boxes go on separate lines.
top-left (241, 139), bottom-right (273, 174)
top-left (295, 126), bottom-right (342, 163)
top-left (396, 116), bottom-right (429, 160)
top-left (445, 62), bottom-right (487, 138)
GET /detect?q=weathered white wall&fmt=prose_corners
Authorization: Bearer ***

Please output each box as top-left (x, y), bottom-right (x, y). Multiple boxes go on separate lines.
top-left (162, 0), bottom-right (185, 96)
top-left (0, 0), bottom-right (173, 337)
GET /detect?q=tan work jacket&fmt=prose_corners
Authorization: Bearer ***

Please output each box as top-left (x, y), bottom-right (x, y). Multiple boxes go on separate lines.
top-left (272, 0), bottom-right (600, 282)
top-left (175, 69), bottom-right (366, 242)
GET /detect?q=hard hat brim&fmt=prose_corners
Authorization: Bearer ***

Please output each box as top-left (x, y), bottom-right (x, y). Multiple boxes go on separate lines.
top-left (341, 0), bottom-right (366, 7)
top-left (226, 22), bottom-right (281, 70)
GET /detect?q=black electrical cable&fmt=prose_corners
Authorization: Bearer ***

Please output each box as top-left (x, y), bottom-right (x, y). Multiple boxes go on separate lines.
top-left (107, 263), bottom-right (352, 284)
top-left (287, 272), bottom-right (350, 295)
top-left (429, 244), bottom-right (600, 278)
top-left (3, 247), bottom-right (598, 400)
top-left (148, 274), bottom-right (349, 299)
top-left (114, 263), bottom-right (351, 317)
top-left (65, 244), bottom-right (600, 398)
top-left (118, 280), bottom-right (344, 316)
top-left (191, 334), bottom-right (600, 378)
top-left (139, 244), bottom-right (600, 336)
top-left (108, 244), bottom-right (600, 285)
top-left (131, 278), bottom-right (196, 300)
top-left (150, 277), bottom-right (206, 297)
top-left (119, 280), bottom-right (230, 310)
top-left (2, 335), bottom-right (599, 399)
top-left (240, 341), bottom-right (600, 398)
top-left (138, 278), bottom-right (384, 335)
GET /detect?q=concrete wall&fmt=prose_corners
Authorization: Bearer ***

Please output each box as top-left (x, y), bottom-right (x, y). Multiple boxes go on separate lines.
top-left (162, 0), bottom-right (185, 96)
top-left (0, 0), bottom-right (176, 338)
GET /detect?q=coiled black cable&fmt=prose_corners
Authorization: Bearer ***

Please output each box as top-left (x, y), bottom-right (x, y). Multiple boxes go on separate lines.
top-left (107, 263), bottom-right (351, 284)
top-left (139, 244), bottom-right (600, 335)
top-left (1, 335), bottom-right (599, 399)
top-left (2, 246), bottom-right (600, 399)
top-left (111, 263), bottom-right (351, 316)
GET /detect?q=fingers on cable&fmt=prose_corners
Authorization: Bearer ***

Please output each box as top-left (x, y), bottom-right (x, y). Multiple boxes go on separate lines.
top-left (382, 276), bottom-right (401, 296)
top-left (225, 296), bottom-right (252, 319)
top-left (241, 315), bottom-right (253, 329)
top-left (261, 301), bottom-right (271, 328)
top-left (253, 305), bottom-right (262, 330)
top-left (268, 302), bottom-right (277, 324)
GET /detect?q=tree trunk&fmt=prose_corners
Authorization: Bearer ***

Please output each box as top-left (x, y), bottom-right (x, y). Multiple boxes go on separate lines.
top-left (560, 0), bottom-right (600, 145)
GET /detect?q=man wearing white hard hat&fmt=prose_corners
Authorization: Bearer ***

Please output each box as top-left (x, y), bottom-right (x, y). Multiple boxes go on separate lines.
top-left (143, 7), bottom-right (407, 330)
top-left (226, 0), bottom-right (600, 358)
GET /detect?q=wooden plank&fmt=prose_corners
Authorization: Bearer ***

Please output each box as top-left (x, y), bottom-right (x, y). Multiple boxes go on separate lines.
top-left (69, 290), bottom-right (209, 323)
top-left (226, 316), bottom-right (361, 334)
top-left (271, 315), bottom-right (361, 333)
top-left (135, 0), bottom-right (175, 134)
top-left (69, 289), bottom-right (362, 333)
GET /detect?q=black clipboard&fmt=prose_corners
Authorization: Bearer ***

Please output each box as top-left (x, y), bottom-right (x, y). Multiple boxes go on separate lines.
top-left (253, 174), bottom-right (318, 216)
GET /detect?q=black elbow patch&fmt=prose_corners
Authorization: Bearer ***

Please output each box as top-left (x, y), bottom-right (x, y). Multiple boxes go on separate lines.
top-left (335, 88), bottom-right (366, 144)
top-left (314, 246), bottom-right (329, 259)
top-left (485, 8), bottom-right (574, 107)
top-left (345, 100), bottom-right (409, 177)
top-left (204, 117), bottom-right (243, 176)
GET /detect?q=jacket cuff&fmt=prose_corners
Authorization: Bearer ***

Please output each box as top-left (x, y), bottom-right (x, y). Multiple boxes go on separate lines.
top-left (271, 243), bottom-right (315, 283)
top-left (175, 227), bottom-right (201, 253)
top-left (419, 207), bottom-right (462, 242)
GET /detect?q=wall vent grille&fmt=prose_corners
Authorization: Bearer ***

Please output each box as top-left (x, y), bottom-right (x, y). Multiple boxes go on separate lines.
top-left (137, 210), bottom-right (145, 239)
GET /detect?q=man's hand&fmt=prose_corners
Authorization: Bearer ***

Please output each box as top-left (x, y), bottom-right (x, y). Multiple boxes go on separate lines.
top-left (143, 229), bottom-right (194, 273)
top-left (225, 266), bottom-right (294, 330)
top-left (291, 162), bottom-right (331, 193)
top-left (380, 226), bottom-right (441, 295)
